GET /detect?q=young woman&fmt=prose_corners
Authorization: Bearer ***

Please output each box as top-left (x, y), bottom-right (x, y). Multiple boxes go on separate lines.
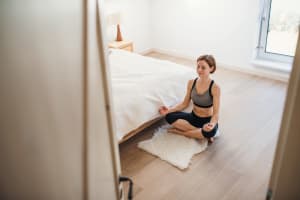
top-left (159, 55), bottom-right (220, 142)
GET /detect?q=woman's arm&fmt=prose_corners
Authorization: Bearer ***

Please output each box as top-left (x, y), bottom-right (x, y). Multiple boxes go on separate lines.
top-left (210, 83), bottom-right (221, 125)
top-left (159, 79), bottom-right (193, 115)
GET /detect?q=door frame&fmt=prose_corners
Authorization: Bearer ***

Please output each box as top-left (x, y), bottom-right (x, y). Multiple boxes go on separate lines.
top-left (85, 0), bottom-right (121, 199)
top-left (267, 27), bottom-right (300, 199)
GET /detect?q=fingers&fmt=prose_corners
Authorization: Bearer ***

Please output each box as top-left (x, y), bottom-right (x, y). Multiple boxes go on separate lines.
top-left (203, 125), bottom-right (209, 131)
top-left (159, 107), bottom-right (168, 115)
top-left (159, 106), bottom-right (167, 111)
top-left (203, 123), bottom-right (213, 131)
top-left (162, 106), bottom-right (168, 110)
top-left (159, 105), bottom-right (169, 115)
top-left (207, 123), bottom-right (215, 129)
top-left (207, 124), bottom-right (213, 129)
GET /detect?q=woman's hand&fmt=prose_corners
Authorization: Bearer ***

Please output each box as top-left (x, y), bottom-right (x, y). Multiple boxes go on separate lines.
top-left (203, 122), bottom-right (215, 132)
top-left (159, 106), bottom-right (169, 116)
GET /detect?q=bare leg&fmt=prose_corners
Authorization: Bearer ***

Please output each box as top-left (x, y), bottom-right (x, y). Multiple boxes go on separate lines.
top-left (168, 128), bottom-right (205, 140)
top-left (171, 119), bottom-right (198, 131)
top-left (167, 128), bottom-right (181, 134)
top-left (168, 119), bottom-right (214, 141)
top-left (208, 137), bottom-right (214, 143)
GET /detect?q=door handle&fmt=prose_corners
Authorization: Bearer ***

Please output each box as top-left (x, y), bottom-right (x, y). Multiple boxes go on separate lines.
top-left (119, 176), bottom-right (133, 200)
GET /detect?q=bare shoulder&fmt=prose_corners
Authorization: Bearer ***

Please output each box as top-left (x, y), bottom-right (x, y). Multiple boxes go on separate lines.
top-left (187, 79), bottom-right (195, 89)
top-left (212, 81), bottom-right (221, 95)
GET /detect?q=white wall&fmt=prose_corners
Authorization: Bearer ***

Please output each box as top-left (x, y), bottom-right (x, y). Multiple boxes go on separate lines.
top-left (104, 0), bottom-right (151, 53)
top-left (150, 0), bottom-right (290, 80)
top-left (103, 0), bottom-right (290, 80)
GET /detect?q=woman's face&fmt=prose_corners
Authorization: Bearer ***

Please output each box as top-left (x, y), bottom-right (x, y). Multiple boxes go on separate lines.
top-left (197, 60), bottom-right (212, 77)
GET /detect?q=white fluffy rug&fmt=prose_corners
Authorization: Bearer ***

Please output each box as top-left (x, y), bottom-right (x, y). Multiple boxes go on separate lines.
top-left (138, 125), bottom-right (209, 170)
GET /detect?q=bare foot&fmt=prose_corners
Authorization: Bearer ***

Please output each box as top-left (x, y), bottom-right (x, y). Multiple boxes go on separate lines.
top-left (208, 137), bottom-right (214, 144)
top-left (167, 128), bottom-right (182, 134)
top-left (167, 127), bottom-right (175, 132)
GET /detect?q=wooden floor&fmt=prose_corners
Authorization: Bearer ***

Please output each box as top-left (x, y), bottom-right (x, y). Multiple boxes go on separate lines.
top-left (119, 52), bottom-right (288, 200)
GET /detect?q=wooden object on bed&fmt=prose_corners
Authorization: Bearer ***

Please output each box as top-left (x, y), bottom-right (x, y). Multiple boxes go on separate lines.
top-left (119, 116), bottom-right (163, 144)
top-left (108, 40), bottom-right (133, 52)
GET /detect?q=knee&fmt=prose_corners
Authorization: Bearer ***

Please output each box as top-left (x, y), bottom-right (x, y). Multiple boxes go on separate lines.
top-left (165, 113), bottom-right (177, 124)
top-left (173, 119), bottom-right (185, 124)
top-left (202, 124), bottom-right (218, 138)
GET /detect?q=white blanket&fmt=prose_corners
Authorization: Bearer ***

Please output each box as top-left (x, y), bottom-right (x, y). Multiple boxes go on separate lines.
top-left (138, 125), bottom-right (208, 170)
top-left (109, 50), bottom-right (196, 141)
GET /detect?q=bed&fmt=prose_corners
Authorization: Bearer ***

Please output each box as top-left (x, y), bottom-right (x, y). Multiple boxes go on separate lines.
top-left (108, 49), bottom-right (196, 143)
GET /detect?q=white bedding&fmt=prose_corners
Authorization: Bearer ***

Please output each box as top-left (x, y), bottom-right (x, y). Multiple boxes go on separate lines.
top-left (108, 49), bottom-right (196, 141)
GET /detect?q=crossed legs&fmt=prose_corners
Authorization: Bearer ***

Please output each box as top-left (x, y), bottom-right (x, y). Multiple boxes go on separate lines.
top-left (165, 112), bottom-right (215, 142)
top-left (167, 119), bottom-right (206, 140)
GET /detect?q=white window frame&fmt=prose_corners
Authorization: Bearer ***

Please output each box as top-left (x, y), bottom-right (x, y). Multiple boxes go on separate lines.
top-left (256, 0), bottom-right (294, 64)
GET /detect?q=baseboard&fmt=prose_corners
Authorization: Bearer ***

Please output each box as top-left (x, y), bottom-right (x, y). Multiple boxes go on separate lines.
top-left (151, 48), bottom-right (195, 60)
top-left (138, 48), bottom-right (155, 55)
top-left (151, 48), bottom-right (289, 83)
top-left (218, 62), bottom-right (289, 82)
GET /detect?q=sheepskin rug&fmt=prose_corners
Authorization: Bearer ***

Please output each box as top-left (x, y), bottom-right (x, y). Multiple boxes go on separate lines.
top-left (138, 125), bottom-right (209, 170)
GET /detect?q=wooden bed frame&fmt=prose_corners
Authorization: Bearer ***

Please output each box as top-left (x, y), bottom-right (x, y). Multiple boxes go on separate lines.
top-left (118, 116), bottom-right (164, 144)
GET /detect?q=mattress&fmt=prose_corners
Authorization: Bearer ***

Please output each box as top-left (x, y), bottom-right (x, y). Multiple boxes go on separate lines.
top-left (108, 49), bottom-right (196, 141)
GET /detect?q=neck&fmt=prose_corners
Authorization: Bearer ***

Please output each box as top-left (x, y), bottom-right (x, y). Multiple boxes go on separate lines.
top-left (199, 76), bottom-right (210, 83)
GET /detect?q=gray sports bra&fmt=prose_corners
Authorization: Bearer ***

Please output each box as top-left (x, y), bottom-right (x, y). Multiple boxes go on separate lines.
top-left (190, 78), bottom-right (214, 108)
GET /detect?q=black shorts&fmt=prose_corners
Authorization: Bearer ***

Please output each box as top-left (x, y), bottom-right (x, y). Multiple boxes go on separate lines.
top-left (165, 111), bottom-right (218, 138)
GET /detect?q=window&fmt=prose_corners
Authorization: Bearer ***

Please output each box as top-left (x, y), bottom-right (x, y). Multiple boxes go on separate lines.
top-left (257, 0), bottom-right (300, 64)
